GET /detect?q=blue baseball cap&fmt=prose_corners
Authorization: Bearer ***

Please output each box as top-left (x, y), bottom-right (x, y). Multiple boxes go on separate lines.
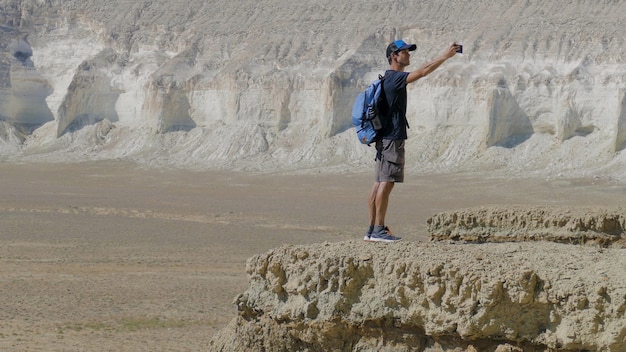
top-left (386, 39), bottom-right (417, 58)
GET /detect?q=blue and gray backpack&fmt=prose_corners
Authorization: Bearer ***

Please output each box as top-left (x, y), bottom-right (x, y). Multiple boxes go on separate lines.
top-left (351, 74), bottom-right (389, 145)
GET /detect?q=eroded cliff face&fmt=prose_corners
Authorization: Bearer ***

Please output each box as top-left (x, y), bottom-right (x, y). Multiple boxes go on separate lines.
top-left (0, 0), bottom-right (625, 175)
top-left (209, 206), bottom-right (626, 351)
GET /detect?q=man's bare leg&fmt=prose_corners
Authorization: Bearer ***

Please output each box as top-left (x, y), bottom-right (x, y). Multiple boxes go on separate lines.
top-left (368, 181), bottom-right (395, 227)
top-left (366, 181), bottom-right (400, 242)
top-left (374, 181), bottom-right (394, 226)
top-left (368, 182), bottom-right (380, 229)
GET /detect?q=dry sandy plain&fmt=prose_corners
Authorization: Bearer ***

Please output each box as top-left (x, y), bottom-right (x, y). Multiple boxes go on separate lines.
top-left (1, 162), bottom-right (625, 351)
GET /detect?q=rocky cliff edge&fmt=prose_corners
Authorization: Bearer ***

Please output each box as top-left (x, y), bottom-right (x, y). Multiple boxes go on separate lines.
top-left (210, 206), bottom-right (626, 351)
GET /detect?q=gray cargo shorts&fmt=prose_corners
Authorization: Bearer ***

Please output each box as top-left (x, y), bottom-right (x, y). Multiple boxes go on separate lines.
top-left (374, 139), bottom-right (405, 183)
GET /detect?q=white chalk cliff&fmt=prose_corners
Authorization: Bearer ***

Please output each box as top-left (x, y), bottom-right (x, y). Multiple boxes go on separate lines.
top-left (0, 0), bottom-right (625, 176)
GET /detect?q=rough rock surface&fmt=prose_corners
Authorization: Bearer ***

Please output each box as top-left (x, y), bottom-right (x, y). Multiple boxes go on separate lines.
top-left (428, 206), bottom-right (626, 248)
top-left (210, 207), bottom-right (626, 351)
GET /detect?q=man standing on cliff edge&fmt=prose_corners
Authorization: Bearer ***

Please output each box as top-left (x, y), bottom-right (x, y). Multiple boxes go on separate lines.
top-left (364, 40), bottom-right (460, 242)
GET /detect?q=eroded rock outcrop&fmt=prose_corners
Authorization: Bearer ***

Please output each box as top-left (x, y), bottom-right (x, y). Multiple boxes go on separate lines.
top-left (210, 207), bottom-right (626, 351)
top-left (428, 206), bottom-right (626, 247)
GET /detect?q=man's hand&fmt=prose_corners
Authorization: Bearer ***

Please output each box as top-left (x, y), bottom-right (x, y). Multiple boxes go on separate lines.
top-left (444, 43), bottom-right (461, 58)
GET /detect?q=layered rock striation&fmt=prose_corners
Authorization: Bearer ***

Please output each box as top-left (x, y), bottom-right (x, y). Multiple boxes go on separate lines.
top-left (0, 0), bottom-right (625, 174)
top-left (428, 205), bottom-right (626, 247)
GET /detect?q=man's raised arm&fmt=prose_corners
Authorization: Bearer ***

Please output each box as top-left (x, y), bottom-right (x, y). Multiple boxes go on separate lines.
top-left (406, 43), bottom-right (460, 84)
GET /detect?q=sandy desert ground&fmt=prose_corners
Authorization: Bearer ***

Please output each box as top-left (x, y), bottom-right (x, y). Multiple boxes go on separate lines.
top-left (1, 161), bottom-right (625, 351)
